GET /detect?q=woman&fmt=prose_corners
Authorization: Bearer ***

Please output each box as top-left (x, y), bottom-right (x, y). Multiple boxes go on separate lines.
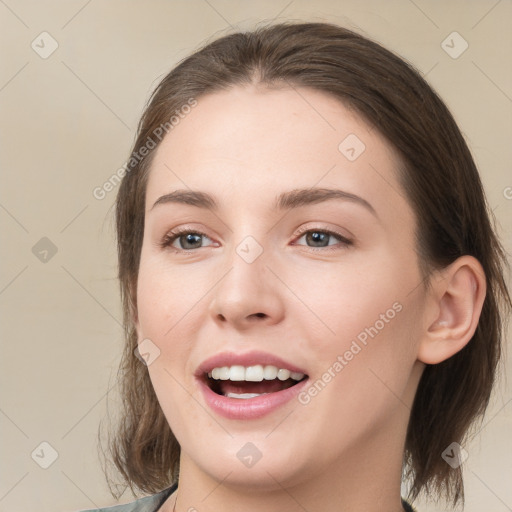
top-left (85, 21), bottom-right (510, 512)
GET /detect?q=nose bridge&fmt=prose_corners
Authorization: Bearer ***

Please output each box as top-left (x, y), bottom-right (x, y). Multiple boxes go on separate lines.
top-left (209, 232), bottom-right (284, 326)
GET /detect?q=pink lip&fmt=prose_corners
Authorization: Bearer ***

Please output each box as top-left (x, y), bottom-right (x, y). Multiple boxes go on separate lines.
top-left (197, 374), bottom-right (310, 420)
top-left (195, 350), bottom-right (308, 376)
top-left (195, 350), bottom-right (309, 420)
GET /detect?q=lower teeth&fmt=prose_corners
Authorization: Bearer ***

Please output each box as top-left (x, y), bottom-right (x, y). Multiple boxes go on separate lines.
top-left (226, 392), bottom-right (269, 399)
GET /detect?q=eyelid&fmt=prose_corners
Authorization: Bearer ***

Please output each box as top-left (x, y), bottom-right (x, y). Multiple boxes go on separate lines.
top-left (293, 224), bottom-right (351, 240)
top-left (158, 226), bottom-right (216, 252)
top-left (159, 224), bottom-right (353, 253)
top-left (291, 225), bottom-right (353, 250)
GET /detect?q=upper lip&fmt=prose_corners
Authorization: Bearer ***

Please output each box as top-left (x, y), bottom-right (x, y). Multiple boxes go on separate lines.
top-left (195, 350), bottom-right (308, 377)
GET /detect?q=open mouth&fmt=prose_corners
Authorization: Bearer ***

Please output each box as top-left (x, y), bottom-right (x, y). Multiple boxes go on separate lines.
top-left (203, 365), bottom-right (309, 399)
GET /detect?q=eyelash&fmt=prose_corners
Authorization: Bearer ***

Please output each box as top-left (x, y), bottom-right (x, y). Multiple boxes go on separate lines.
top-left (159, 226), bottom-right (353, 253)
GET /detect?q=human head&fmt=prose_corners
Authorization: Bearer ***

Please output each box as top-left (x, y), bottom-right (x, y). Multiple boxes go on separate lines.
top-left (107, 21), bottom-right (511, 508)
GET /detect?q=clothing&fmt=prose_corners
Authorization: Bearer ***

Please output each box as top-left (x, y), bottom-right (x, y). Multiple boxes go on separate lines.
top-left (80, 483), bottom-right (417, 511)
top-left (78, 483), bottom-right (176, 512)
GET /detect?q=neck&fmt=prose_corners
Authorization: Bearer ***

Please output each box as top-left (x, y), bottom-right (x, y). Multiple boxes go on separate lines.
top-left (166, 410), bottom-right (410, 512)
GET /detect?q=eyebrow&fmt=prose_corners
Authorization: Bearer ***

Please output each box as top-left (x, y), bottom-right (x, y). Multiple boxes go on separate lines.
top-left (150, 187), bottom-right (377, 217)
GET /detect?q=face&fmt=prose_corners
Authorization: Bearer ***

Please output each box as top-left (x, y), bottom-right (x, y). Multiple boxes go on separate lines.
top-left (135, 84), bottom-right (428, 491)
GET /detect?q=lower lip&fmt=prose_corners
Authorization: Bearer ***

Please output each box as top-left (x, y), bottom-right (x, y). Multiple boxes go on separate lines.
top-left (198, 377), bottom-right (310, 420)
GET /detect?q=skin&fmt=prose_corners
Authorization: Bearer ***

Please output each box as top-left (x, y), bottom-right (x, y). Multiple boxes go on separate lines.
top-left (134, 84), bottom-right (486, 512)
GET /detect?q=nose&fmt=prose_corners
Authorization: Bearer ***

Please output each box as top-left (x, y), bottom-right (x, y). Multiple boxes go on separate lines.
top-left (208, 248), bottom-right (285, 330)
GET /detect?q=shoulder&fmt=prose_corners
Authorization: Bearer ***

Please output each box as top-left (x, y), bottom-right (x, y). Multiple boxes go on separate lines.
top-left (76, 483), bottom-right (176, 512)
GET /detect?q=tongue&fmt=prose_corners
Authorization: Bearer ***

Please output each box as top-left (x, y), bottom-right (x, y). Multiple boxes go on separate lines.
top-left (218, 378), bottom-right (297, 396)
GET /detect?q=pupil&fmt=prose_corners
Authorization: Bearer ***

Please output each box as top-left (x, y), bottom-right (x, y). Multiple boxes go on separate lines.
top-left (180, 232), bottom-right (329, 249)
top-left (182, 233), bottom-right (202, 249)
top-left (307, 232), bottom-right (328, 247)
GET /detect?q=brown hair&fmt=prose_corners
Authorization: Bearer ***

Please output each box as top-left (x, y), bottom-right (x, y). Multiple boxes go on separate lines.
top-left (103, 21), bottom-right (511, 508)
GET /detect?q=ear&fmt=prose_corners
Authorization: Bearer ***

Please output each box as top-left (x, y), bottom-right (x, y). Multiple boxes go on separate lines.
top-left (418, 255), bottom-right (486, 365)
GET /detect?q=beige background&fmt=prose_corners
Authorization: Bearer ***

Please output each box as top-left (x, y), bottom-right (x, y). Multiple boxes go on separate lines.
top-left (1, 1), bottom-right (511, 511)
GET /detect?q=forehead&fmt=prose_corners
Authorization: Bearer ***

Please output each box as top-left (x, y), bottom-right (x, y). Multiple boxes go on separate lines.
top-left (144, 85), bottom-right (411, 225)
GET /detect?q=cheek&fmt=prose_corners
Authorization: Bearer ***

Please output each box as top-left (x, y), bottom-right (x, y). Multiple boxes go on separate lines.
top-left (300, 268), bottom-right (424, 409)
top-left (285, 257), bottom-right (402, 345)
top-left (286, 250), bottom-right (423, 402)
top-left (295, 303), bottom-right (421, 453)
top-left (136, 255), bottom-right (209, 435)
top-left (135, 252), bottom-right (208, 339)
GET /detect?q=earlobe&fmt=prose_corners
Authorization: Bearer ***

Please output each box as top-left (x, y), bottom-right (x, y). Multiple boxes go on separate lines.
top-left (418, 256), bottom-right (486, 365)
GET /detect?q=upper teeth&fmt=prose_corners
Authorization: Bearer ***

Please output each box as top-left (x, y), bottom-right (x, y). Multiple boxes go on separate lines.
top-left (208, 365), bottom-right (305, 382)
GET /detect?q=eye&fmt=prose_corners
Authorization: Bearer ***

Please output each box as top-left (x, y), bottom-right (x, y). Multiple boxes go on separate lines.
top-left (160, 229), bottom-right (215, 251)
top-left (293, 228), bottom-right (352, 250)
top-left (159, 227), bottom-right (352, 253)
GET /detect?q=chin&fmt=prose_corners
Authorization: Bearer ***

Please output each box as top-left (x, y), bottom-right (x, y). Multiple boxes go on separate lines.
top-left (186, 439), bottom-right (314, 492)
